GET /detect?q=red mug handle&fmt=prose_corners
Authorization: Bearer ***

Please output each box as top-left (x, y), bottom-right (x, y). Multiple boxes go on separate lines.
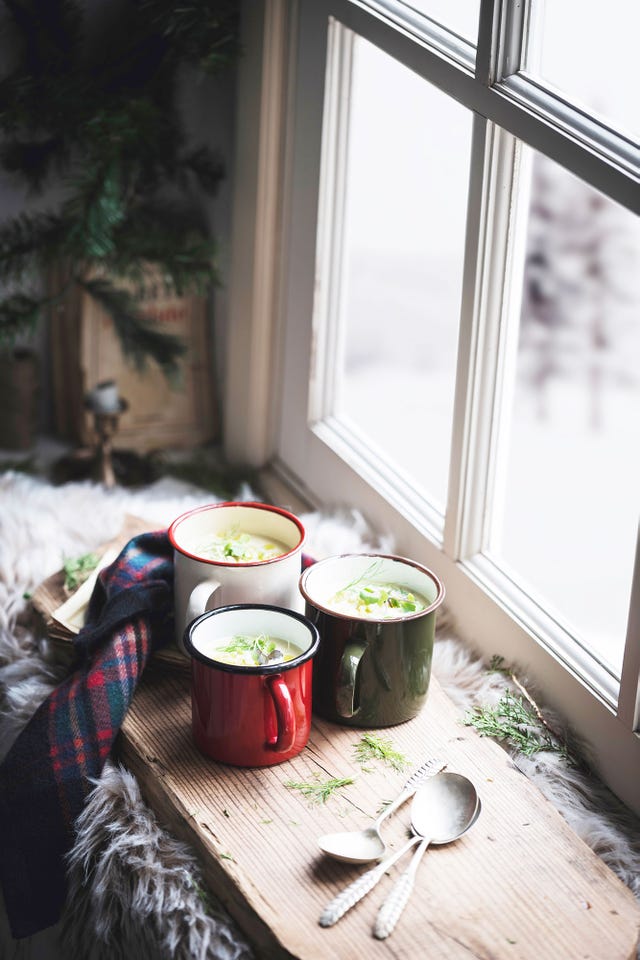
top-left (265, 675), bottom-right (296, 754)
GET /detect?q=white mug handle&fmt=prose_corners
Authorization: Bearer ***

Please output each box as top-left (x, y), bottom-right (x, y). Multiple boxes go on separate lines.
top-left (186, 579), bottom-right (221, 626)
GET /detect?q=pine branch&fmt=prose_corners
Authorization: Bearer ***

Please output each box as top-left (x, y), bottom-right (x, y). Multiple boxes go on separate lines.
top-left (0, 291), bottom-right (43, 341)
top-left (0, 211), bottom-right (66, 282)
top-left (64, 160), bottom-right (126, 258)
top-left (138, 0), bottom-right (240, 73)
top-left (79, 277), bottom-right (186, 376)
top-left (464, 690), bottom-right (573, 763)
top-left (0, 0), bottom-right (239, 367)
top-left (103, 206), bottom-right (219, 295)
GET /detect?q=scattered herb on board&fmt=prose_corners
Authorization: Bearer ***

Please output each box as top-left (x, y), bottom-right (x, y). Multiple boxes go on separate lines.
top-left (354, 733), bottom-right (409, 771)
top-left (63, 552), bottom-right (100, 591)
top-left (285, 775), bottom-right (354, 804)
top-left (193, 881), bottom-right (214, 913)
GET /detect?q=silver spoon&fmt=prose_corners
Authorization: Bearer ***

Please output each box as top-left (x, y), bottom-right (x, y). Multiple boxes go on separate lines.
top-left (373, 772), bottom-right (479, 940)
top-left (319, 785), bottom-right (481, 928)
top-left (317, 757), bottom-right (446, 864)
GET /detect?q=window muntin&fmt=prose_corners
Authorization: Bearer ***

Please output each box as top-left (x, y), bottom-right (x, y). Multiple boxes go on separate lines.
top-left (523, 0), bottom-right (639, 142)
top-left (488, 149), bottom-right (640, 678)
top-left (401, 0), bottom-right (480, 42)
top-left (330, 36), bottom-right (472, 514)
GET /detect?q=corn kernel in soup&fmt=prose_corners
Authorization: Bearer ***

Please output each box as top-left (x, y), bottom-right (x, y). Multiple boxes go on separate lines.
top-left (197, 529), bottom-right (288, 563)
top-left (210, 634), bottom-right (302, 667)
top-left (328, 580), bottom-right (428, 619)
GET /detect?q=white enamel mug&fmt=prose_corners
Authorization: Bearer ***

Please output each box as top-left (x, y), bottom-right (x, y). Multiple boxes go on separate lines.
top-left (169, 502), bottom-right (306, 654)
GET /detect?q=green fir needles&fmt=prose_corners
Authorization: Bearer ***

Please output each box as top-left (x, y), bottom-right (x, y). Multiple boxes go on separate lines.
top-left (464, 658), bottom-right (573, 762)
top-left (464, 692), bottom-right (567, 757)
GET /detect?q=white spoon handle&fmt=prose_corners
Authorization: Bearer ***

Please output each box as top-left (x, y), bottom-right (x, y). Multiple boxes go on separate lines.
top-left (319, 836), bottom-right (421, 927)
top-left (373, 838), bottom-right (431, 940)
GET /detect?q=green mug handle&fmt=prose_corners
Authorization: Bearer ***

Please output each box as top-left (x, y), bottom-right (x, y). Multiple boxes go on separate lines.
top-left (336, 641), bottom-right (367, 719)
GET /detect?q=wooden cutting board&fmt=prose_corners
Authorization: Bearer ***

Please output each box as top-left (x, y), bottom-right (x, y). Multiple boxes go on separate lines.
top-left (118, 667), bottom-right (640, 960)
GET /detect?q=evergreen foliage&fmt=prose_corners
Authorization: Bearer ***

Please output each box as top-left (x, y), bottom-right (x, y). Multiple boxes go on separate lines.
top-left (0, 0), bottom-right (239, 375)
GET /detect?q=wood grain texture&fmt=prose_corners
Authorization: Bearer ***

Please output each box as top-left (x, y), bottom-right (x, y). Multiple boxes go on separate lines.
top-left (119, 669), bottom-right (640, 960)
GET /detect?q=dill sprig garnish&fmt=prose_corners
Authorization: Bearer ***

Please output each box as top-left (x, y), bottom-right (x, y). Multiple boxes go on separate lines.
top-left (218, 633), bottom-right (277, 664)
top-left (285, 775), bottom-right (354, 804)
top-left (337, 559), bottom-right (383, 595)
top-left (354, 733), bottom-right (410, 772)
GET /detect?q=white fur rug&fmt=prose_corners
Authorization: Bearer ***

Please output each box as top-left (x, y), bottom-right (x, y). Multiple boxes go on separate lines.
top-left (0, 471), bottom-right (638, 959)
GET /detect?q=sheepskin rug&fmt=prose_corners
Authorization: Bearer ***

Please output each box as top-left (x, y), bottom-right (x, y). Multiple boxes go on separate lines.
top-left (0, 470), bottom-right (638, 959)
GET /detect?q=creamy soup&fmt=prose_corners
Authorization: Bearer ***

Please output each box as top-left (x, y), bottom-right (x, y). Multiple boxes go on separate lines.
top-left (196, 529), bottom-right (289, 563)
top-left (327, 580), bottom-right (428, 620)
top-left (209, 633), bottom-right (303, 667)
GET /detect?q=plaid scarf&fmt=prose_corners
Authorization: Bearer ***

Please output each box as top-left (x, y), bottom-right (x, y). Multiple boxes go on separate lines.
top-left (0, 531), bottom-right (174, 939)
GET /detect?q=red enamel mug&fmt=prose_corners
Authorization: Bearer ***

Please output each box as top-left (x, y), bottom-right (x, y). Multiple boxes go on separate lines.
top-left (183, 604), bottom-right (320, 767)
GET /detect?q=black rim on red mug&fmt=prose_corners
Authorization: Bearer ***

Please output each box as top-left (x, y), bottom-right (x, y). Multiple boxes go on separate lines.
top-left (183, 603), bottom-right (321, 675)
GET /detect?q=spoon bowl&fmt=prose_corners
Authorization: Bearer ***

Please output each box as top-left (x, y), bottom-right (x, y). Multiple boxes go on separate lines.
top-left (317, 824), bottom-right (386, 863)
top-left (317, 757), bottom-right (446, 864)
top-left (410, 771), bottom-right (478, 844)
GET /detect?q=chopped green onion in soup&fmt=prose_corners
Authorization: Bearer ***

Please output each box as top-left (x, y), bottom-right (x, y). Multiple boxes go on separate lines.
top-left (329, 581), bottom-right (427, 619)
top-left (197, 529), bottom-right (287, 563)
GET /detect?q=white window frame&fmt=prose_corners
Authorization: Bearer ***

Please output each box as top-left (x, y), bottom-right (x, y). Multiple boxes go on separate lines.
top-left (225, 0), bottom-right (640, 814)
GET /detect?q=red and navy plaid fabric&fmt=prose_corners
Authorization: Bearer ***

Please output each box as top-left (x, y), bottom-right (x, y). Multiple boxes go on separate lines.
top-left (0, 531), bottom-right (174, 939)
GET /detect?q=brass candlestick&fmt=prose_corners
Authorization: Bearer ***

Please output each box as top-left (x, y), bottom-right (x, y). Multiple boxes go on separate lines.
top-left (84, 391), bottom-right (128, 487)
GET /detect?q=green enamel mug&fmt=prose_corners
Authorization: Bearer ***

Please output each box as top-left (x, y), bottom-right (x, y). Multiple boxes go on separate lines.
top-left (299, 554), bottom-right (445, 727)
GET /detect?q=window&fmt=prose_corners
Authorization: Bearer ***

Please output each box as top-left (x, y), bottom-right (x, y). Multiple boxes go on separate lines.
top-left (324, 35), bottom-right (472, 519)
top-left (227, 0), bottom-right (640, 814)
top-left (493, 149), bottom-right (640, 679)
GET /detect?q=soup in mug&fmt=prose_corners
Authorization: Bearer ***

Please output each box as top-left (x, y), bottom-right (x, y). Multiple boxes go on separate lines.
top-left (195, 528), bottom-right (289, 563)
top-left (206, 633), bottom-right (303, 667)
top-left (328, 562), bottom-right (428, 620)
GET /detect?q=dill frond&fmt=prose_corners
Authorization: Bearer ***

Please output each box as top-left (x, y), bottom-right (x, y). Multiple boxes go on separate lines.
top-left (285, 775), bottom-right (354, 804)
top-left (353, 733), bottom-right (409, 772)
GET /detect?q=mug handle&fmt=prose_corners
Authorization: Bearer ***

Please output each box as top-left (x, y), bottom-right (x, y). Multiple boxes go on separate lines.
top-left (336, 641), bottom-right (367, 718)
top-left (265, 675), bottom-right (296, 754)
top-left (186, 579), bottom-right (221, 625)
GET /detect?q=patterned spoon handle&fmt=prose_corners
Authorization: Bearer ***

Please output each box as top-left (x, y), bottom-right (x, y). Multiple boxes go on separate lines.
top-left (373, 838), bottom-right (431, 940)
top-left (375, 758), bottom-right (447, 831)
top-left (403, 757), bottom-right (446, 790)
top-left (319, 836), bottom-right (421, 927)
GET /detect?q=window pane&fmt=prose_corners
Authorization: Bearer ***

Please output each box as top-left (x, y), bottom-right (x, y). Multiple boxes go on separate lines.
top-left (333, 37), bottom-right (472, 513)
top-left (402, 0), bottom-right (480, 42)
top-left (526, 0), bottom-right (639, 140)
top-left (492, 151), bottom-right (640, 676)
